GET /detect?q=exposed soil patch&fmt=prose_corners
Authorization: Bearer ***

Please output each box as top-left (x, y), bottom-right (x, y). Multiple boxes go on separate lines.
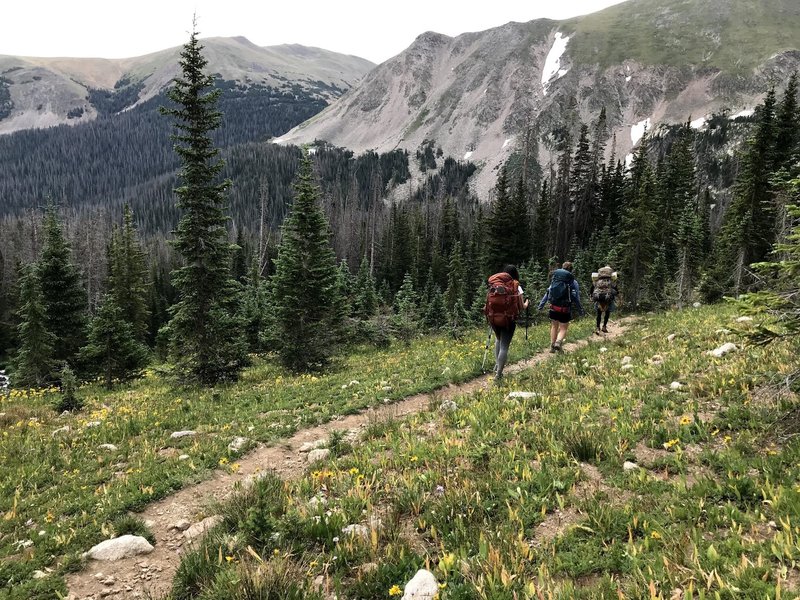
top-left (67, 321), bottom-right (632, 600)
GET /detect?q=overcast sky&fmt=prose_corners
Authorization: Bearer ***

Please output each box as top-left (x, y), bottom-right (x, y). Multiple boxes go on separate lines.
top-left (2, 0), bottom-right (629, 64)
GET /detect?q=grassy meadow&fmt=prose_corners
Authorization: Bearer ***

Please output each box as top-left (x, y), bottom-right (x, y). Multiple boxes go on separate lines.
top-left (0, 317), bottom-right (594, 599)
top-left (161, 304), bottom-right (800, 599)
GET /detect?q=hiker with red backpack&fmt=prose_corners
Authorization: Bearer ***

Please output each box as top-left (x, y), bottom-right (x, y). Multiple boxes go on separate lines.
top-left (590, 265), bottom-right (619, 334)
top-left (537, 261), bottom-right (585, 352)
top-left (483, 265), bottom-right (529, 380)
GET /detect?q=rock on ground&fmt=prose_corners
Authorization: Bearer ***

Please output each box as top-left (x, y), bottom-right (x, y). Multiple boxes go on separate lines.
top-left (227, 436), bottom-right (249, 452)
top-left (307, 448), bottom-right (331, 463)
top-left (507, 392), bottom-right (538, 400)
top-left (709, 343), bottom-right (737, 358)
top-left (84, 535), bottom-right (154, 561)
top-left (401, 569), bottom-right (439, 600)
top-left (623, 461), bottom-right (639, 471)
top-left (184, 515), bottom-right (223, 541)
top-left (170, 430), bottom-right (196, 439)
top-left (298, 439), bottom-right (327, 453)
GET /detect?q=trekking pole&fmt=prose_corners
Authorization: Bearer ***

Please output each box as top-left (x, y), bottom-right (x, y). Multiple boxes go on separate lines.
top-left (481, 325), bottom-right (493, 373)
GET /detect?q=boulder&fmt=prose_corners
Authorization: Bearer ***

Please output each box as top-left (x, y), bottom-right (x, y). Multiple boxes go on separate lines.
top-left (692, 302), bottom-right (702, 308)
top-left (623, 461), bottom-right (639, 471)
top-left (171, 519), bottom-right (191, 531)
top-left (170, 430), bottom-right (196, 439)
top-left (667, 334), bottom-right (677, 343)
top-left (670, 381), bottom-right (683, 390)
top-left (84, 535), bottom-right (154, 561)
top-left (401, 569), bottom-right (439, 600)
top-left (98, 444), bottom-right (118, 452)
top-left (621, 356), bottom-right (633, 365)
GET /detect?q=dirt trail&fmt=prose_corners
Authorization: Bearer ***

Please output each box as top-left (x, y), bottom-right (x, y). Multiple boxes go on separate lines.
top-left (67, 321), bottom-right (631, 600)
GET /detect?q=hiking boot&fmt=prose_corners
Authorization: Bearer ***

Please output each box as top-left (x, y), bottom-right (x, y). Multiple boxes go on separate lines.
top-left (602, 326), bottom-right (609, 333)
top-left (594, 328), bottom-right (601, 335)
top-left (550, 344), bottom-right (557, 353)
top-left (554, 340), bottom-right (563, 352)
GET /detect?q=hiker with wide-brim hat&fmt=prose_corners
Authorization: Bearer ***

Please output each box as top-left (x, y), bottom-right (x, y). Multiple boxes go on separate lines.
top-left (483, 264), bottom-right (529, 380)
top-left (537, 261), bottom-right (585, 352)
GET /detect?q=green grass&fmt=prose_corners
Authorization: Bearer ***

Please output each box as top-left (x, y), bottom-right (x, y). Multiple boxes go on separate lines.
top-left (168, 304), bottom-right (800, 599)
top-left (0, 317), bottom-right (594, 597)
top-left (562, 0), bottom-right (800, 73)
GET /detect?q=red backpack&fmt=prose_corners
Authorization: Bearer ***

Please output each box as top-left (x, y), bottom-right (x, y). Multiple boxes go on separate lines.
top-left (483, 273), bottom-right (520, 328)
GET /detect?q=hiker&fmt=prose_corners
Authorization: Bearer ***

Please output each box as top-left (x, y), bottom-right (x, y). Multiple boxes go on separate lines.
top-left (484, 265), bottom-right (529, 380)
top-left (537, 261), bottom-right (584, 352)
top-left (590, 266), bottom-right (619, 334)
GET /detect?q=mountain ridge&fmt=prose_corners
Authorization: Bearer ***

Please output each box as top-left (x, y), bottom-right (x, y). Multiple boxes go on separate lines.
top-left (0, 37), bottom-right (375, 134)
top-left (274, 0), bottom-right (800, 199)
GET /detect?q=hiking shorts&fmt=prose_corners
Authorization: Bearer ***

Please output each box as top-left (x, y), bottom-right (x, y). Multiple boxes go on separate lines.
top-left (548, 309), bottom-right (572, 324)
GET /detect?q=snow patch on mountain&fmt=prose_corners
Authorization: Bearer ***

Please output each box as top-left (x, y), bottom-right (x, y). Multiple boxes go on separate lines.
top-left (631, 118), bottom-right (651, 145)
top-left (690, 116), bottom-right (707, 129)
top-left (731, 108), bottom-right (754, 119)
top-left (541, 32), bottom-right (570, 95)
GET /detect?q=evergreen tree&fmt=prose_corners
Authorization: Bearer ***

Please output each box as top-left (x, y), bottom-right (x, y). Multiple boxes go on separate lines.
top-left (484, 166), bottom-right (515, 272)
top-left (570, 123), bottom-right (595, 246)
top-left (773, 73), bottom-right (799, 173)
top-left (12, 266), bottom-right (56, 388)
top-left (552, 135), bottom-right (573, 260)
top-left (108, 205), bottom-right (150, 342)
top-left (531, 179), bottom-right (552, 269)
top-left (231, 229), bottom-right (249, 283)
top-left (160, 27), bottom-right (248, 383)
top-left (706, 89), bottom-right (778, 299)
top-left (422, 286), bottom-right (447, 331)
top-left (352, 255), bottom-right (378, 318)
top-left (38, 206), bottom-right (87, 364)
top-left (240, 258), bottom-right (268, 352)
top-left (391, 272), bottom-right (419, 342)
top-left (270, 153), bottom-right (345, 370)
top-left (444, 241), bottom-right (466, 313)
top-left (617, 141), bottom-right (659, 308)
top-left (80, 295), bottom-right (149, 389)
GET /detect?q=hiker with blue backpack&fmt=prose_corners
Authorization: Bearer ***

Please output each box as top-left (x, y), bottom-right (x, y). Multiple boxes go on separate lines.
top-left (537, 261), bottom-right (585, 352)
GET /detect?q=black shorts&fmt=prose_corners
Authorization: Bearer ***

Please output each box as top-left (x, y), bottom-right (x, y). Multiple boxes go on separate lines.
top-left (549, 309), bottom-right (572, 324)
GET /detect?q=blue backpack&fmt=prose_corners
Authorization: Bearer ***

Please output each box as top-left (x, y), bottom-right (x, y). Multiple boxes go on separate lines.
top-left (548, 269), bottom-right (574, 308)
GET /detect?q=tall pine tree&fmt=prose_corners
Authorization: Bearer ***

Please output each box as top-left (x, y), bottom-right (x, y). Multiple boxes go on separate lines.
top-left (12, 266), bottom-right (56, 388)
top-left (108, 205), bottom-right (150, 342)
top-left (270, 153), bottom-right (345, 370)
top-left (38, 206), bottom-right (87, 365)
top-left (160, 26), bottom-right (248, 383)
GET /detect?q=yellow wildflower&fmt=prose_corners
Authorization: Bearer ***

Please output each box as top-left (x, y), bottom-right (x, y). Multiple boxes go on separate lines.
top-left (389, 585), bottom-right (403, 596)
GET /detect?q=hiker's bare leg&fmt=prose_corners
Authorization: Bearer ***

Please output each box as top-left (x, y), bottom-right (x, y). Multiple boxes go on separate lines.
top-left (550, 320), bottom-right (559, 345)
top-left (494, 326), bottom-right (515, 379)
top-left (556, 323), bottom-right (569, 344)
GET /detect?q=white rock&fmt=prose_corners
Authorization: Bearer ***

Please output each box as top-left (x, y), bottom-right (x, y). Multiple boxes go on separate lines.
top-left (692, 302), bottom-right (702, 308)
top-left (736, 316), bottom-right (753, 323)
top-left (667, 334), bottom-right (676, 342)
top-left (438, 400), bottom-right (458, 412)
top-left (307, 448), bottom-right (331, 463)
top-left (298, 439), bottom-right (327, 453)
top-left (170, 430), bottom-right (196, 439)
top-left (171, 519), bottom-right (191, 531)
top-left (670, 381), bottom-right (683, 390)
top-left (98, 444), bottom-right (118, 452)
top-left (709, 343), bottom-right (737, 358)
top-left (401, 569), bottom-right (440, 600)
top-left (507, 392), bottom-right (538, 400)
top-left (227, 437), bottom-right (248, 452)
top-left (178, 454), bottom-right (190, 461)
top-left (51, 426), bottom-right (70, 437)
top-left (623, 461), bottom-right (639, 471)
top-left (621, 356), bottom-right (632, 365)
top-left (621, 364), bottom-right (634, 371)
top-left (184, 515), bottom-right (223, 541)
top-left (85, 535), bottom-right (154, 561)
top-left (715, 328), bottom-right (731, 335)
top-left (32, 570), bottom-right (48, 579)
top-left (599, 347), bottom-right (608, 353)
top-left (85, 421), bottom-right (102, 428)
